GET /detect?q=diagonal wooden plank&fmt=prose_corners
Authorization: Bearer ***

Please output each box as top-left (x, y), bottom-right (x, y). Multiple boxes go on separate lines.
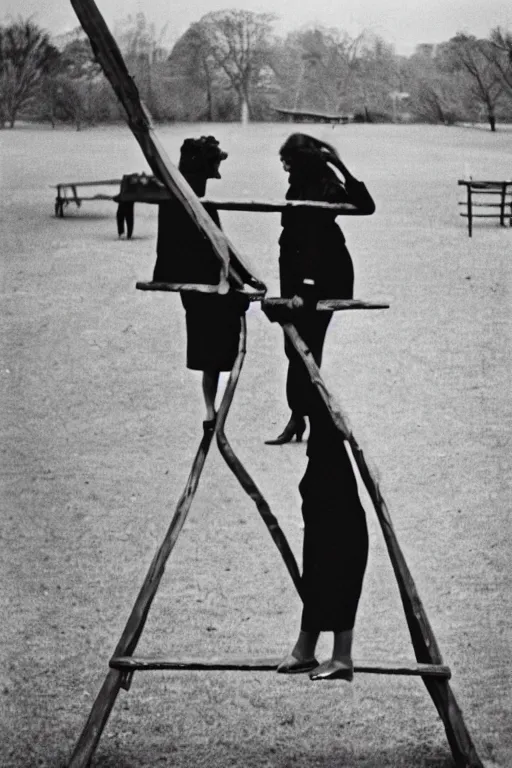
top-left (276, 320), bottom-right (484, 768)
top-left (67, 324), bottom-right (248, 767)
top-left (69, 0), bottom-right (265, 294)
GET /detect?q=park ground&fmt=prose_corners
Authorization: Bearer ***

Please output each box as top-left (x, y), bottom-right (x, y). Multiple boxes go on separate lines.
top-left (1, 122), bottom-right (511, 767)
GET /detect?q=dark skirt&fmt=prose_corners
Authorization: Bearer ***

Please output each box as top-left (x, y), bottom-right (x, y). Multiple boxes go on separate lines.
top-left (180, 291), bottom-right (242, 372)
top-left (300, 413), bottom-right (368, 632)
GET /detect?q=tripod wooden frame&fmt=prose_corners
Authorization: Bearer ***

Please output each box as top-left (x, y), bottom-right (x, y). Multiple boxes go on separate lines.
top-left (66, 2), bottom-right (484, 765)
top-left (67, 298), bottom-right (483, 768)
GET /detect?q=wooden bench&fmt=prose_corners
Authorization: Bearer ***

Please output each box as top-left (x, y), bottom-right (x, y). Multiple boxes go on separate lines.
top-left (52, 179), bottom-right (124, 217)
top-left (458, 179), bottom-right (512, 237)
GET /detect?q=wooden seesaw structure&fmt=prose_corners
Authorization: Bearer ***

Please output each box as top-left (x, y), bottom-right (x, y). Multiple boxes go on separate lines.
top-left (66, 1), bottom-right (485, 766)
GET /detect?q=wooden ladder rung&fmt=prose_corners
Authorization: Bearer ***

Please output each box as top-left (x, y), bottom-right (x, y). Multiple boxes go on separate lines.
top-left (109, 656), bottom-right (451, 679)
top-left (464, 190), bottom-right (509, 195)
top-left (458, 202), bottom-right (508, 208)
top-left (460, 213), bottom-right (510, 219)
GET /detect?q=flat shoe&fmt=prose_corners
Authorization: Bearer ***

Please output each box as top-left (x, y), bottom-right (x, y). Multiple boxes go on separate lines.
top-left (276, 654), bottom-right (318, 674)
top-left (309, 659), bottom-right (354, 681)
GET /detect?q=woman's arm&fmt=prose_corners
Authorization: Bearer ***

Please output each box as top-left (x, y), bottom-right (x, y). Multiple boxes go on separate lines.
top-left (329, 158), bottom-right (376, 215)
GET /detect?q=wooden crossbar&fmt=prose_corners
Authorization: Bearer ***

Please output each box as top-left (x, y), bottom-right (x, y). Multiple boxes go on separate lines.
top-left (53, 192), bottom-right (369, 214)
top-left (109, 656), bottom-right (451, 679)
top-left (52, 179), bottom-right (122, 188)
top-left (461, 213), bottom-right (508, 218)
top-left (458, 202), bottom-right (507, 207)
top-left (136, 286), bottom-right (389, 312)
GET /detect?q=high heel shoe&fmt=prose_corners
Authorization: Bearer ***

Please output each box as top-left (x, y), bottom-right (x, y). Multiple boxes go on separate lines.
top-left (265, 414), bottom-right (306, 445)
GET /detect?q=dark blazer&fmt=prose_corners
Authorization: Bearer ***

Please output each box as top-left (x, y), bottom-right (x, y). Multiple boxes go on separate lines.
top-left (279, 169), bottom-right (375, 300)
top-left (153, 200), bottom-right (222, 286)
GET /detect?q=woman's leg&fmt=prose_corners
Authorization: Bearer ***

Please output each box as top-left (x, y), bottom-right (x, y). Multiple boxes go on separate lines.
top-left (277, 628), bottom-right (320, 674)
top-left (309, 630), bottom-right (354, 680)
top-left (202, 369), bottom-right (220, 421)
top-left (116, 204), bottom-right (125, 237)
top-left (285, 311), bottom-right (332, 417)
top-left (125, 202), bottom-right (135, 239)
top-left (301, 408), bottom-right (368, 680)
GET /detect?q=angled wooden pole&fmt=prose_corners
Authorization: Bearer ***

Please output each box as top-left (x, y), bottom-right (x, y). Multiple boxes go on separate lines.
top-left (215, 409), bottom-right (304, 599)
top-left (275, 319), bottom-right (483, 768)
top-left (67, 328), bottom-right (247, 768)
top-left (212, 299), bottom-right (388, 598)
top-left (69, 0), bottom-right (266, 294)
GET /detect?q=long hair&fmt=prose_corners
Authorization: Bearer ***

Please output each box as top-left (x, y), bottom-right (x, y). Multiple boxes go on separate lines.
top-left (279, 133), bottom-right (343, 176)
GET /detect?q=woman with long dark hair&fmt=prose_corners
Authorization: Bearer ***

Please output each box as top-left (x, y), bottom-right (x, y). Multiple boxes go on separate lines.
top-left (271, 134), bottom-right (374, 680)
top-left (265, 133), bottom-right (375, 445)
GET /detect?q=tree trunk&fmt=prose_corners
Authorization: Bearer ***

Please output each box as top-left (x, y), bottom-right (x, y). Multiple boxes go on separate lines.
top-left (241, 98), bottom-right (249, 124)
top-left (206, 80), bottom-right (213, 121)
top-left (488, 113), bottom-right (496, 131)
top-left (203, 61), bottom-right (214, 122)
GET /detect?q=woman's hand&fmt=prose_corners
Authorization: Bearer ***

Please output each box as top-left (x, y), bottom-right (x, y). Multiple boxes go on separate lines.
top-left (321, 148), bottom-right (355, 183)
top-left (290, 294), bottom-right (305, 309)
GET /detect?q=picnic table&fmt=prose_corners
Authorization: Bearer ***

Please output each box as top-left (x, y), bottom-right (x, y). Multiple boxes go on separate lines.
top-left (52, 178), bottom-right (123, 217)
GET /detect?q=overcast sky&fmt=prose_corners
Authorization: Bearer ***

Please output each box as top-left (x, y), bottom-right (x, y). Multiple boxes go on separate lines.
top-left (2, 0), bottom-right (512, 54)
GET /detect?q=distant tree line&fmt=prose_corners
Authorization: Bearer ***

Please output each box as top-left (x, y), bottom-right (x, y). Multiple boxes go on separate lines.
top-left (1, 12), bottom-right (512, 130)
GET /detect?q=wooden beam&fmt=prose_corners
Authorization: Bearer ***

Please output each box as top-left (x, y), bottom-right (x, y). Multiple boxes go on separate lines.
top-left (263, 298), bottom-right (389, 312)
top-left (215, 410), bottom-right (304, 599)
top-left (67, 325), bottom-right (248, 768)
top-left (275, 321), bottom-right (484, 768)
top-left (109, 656), bottom-right (451, 678)
top-left (69, 0), bottom-right (265, 294)
top-left (52, 179), bottom-right (122, 188)
top-left (135, 285), bottom-right (389, 312)
top-left (203, 199), bottom-right (364, 214)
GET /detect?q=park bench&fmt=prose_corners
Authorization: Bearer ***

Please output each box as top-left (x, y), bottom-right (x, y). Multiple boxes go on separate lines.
top-left (52, 174), bottom-right (170, 217)
top-left (52, 178), bottom-right (123, 217)
top-left (458, 179), bottom-right (512, 237)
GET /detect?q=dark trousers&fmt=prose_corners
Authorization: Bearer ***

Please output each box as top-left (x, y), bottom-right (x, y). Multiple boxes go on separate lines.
top-left (116, 202), bottom-right (134, 239)
top-left (285, 310), bottom-right (332, 416)
top-left (300, 403), bottom-right (368, 633)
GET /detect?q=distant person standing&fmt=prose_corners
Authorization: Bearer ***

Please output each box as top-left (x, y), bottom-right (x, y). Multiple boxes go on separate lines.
top-left (265, 133), bottom-right (375, 445)
top-left (116, 200), bottom-right (134, 239)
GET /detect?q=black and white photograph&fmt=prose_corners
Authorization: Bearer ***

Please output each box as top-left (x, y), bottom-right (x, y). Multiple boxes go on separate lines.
top-left (1, 0), bottom-right (511, 765)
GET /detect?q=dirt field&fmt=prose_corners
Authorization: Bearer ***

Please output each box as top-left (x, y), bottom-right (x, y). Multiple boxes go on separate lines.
top-left (1, 122), bottom-right (511, 768)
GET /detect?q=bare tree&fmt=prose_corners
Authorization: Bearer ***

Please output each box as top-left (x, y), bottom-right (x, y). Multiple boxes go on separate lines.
top-left (270, 27), bottom-right (363, 116)
top-left (115, 13), bottom-right (169, 118)
top-left (196, 9), bottom-right (277, 121)
top-left (405, 44), bottom-right (465, 124)
top-left (168, 22), bottom-right (218, 120)
top-left (445, 34), bottom-right (504, 130)
top-left (481, 27), bottom-right (512, 98)
top-left (0, 19), bottom-right (59, 127)
top-left (351, 34), bottom-right (400, 119)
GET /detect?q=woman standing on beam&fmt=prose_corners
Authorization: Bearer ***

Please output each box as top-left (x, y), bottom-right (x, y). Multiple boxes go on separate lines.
top-left (152, 136), bottom-right (250, 429)
top-left (271, 134), bottom-right (374, 680)
top-left (265, 133), bottom-right (375, 445)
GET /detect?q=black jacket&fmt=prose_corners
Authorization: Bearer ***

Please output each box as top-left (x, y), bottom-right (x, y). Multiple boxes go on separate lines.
top-left (279, 168), bottom-right (375, 300)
